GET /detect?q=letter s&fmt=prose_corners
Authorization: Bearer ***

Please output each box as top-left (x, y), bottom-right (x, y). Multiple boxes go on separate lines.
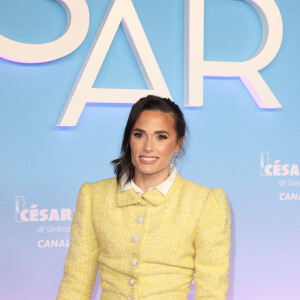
top-left (0, 0), bottom-right (89, 63)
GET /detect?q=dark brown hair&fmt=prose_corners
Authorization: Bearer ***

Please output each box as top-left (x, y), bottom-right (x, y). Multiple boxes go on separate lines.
top-left (111, 95), bottom-right (186, 183)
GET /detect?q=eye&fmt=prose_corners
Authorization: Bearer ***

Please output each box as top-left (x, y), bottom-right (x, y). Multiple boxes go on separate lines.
top-left (133, 132), bottom-right (143, 138)
top-left (157, 134), bottom-right (168, 140)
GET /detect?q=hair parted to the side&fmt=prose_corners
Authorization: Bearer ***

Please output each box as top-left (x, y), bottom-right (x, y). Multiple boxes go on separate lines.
top-left (111, 95), bottom-right (187, 184)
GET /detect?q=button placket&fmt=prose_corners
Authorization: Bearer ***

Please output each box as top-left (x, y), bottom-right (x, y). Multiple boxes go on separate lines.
top-left (130, 213), bottom-right (144, 269)
top-left (128, 204), bottom-right (147, 300)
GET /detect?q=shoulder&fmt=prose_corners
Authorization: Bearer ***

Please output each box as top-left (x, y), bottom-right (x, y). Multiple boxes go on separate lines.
top-left (77, 178), bottom-right (119, 209)
top-left (204, 187), bottom-right (229, 213)
top-left (177, 175), bottom-right (211, 197)
top-left (177, 175), bottom-right (228, 206)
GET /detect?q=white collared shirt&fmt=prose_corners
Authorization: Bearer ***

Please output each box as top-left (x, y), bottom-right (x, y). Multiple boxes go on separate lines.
top-left (120, 164), bottom-right (177, 196)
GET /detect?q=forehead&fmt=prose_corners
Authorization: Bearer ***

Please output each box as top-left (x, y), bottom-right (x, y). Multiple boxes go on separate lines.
top-left (134, 110), bottom-right (175, 130)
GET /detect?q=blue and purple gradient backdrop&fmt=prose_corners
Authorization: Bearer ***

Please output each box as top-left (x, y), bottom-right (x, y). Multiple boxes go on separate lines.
top-left (0, 0), bottom-right (299, 299)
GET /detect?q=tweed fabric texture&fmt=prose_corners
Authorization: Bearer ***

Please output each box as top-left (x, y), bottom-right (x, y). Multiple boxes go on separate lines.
top-left (57, 173), bottom-right (231, 299)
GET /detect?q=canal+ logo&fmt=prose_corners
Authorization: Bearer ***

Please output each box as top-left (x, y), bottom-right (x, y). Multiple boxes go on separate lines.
top-left (15, 196), bottom-right (73, 223)
top-left (260, 151), bottom-right (300, 177)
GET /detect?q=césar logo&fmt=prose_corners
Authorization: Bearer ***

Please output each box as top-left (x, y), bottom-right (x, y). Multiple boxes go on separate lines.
top-left (260, 152), bottom-right (300, 177)
top-left (15, 196), bottom-right (73, 223)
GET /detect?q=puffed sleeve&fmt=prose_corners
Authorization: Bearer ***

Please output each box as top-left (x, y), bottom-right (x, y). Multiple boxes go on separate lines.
top-left (194, 188), bottom-right (231, 299)
top-left (57, 183), bottom-right (100, 299)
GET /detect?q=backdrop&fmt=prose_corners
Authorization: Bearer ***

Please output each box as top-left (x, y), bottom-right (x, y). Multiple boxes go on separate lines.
top-left (0, 0), bottom-right (299, 299)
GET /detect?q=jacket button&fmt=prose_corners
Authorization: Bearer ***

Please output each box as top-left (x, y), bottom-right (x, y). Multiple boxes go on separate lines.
top-left (129, 278), bottom-right (135, 286)
top-left (136, 216), bottom-right (144, 224)
top-left (131, 258), bottom-right (138, 266)
top-left (131, 235), bottom-right (139, 243)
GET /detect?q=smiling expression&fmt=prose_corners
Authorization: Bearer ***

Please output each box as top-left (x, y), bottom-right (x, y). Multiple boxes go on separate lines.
top-left (130, 110), bottom-right (184, 184)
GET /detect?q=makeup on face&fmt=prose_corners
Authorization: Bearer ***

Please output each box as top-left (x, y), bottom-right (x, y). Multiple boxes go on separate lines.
top-left (130, 110), bottom-right (182, 186)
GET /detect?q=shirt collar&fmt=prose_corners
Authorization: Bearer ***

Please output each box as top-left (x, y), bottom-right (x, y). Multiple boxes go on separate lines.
top-left (116, 169), bottom-right (181, 207)
top-left (120, 164), bottom-right (177, 196)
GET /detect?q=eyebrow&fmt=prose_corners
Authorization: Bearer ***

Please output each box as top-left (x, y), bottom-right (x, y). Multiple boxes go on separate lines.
top-left (132, 128), bottom-right (170, 136)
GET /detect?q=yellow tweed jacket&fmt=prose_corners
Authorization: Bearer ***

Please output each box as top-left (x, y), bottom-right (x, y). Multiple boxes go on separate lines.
top-left (57, 173), bottom-right (231, 299)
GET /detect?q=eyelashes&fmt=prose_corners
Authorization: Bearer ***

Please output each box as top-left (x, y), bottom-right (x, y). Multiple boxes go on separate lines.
top-left (132, 132), bottom-right (168, 140)
top-left (157, 134), bottom-right (167, 140)
top-left (133, 132), bottom-right (143, 138)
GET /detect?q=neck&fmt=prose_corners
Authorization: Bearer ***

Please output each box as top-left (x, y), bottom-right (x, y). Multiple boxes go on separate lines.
top-left (133, 170), bottom-right (170, 192)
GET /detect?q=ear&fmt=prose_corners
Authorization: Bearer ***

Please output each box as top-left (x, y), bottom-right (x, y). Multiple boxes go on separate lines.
top-left (175, 136), bottom-right (185, 154)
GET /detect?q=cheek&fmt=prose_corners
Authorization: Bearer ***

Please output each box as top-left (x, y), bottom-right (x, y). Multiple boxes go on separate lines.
top-left (159, 141), bottom-right (177, 156)
top-left (129, 138), bottom-right (139, 155)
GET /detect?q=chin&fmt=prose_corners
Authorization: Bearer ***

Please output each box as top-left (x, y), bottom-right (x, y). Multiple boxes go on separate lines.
top-left (138, 167), bottom-right (158, 175)
top-left (137, 165), bottom-right (170, 177)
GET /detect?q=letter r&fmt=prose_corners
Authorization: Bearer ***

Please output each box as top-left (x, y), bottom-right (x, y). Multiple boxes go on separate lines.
top-left (184, 0), bottom-right (283, 108)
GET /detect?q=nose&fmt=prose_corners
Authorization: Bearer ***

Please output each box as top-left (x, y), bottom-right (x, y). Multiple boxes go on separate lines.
top-left (144, 137), bottom-right (154, 152)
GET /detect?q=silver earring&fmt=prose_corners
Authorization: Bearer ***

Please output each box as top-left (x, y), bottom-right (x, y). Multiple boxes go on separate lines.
top-left (174, 153), bottom-right (178, 167)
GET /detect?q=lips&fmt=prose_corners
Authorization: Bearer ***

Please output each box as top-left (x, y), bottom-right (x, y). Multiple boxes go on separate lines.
top-left (139, 156), bottom-right (158, 163)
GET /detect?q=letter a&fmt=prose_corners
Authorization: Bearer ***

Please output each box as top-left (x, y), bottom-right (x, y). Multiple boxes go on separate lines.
top-left (184, 0), bottom-right (283, 108)
top-left (57, 0), bottom-right (171, 126)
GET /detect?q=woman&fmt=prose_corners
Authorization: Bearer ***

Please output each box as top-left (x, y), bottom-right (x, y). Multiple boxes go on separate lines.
top-left (57, 95), bottom-right (231, 299)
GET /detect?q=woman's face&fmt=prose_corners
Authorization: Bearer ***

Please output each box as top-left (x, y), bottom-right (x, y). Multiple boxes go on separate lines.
top-left (130, 110), bottom-right (184, 182)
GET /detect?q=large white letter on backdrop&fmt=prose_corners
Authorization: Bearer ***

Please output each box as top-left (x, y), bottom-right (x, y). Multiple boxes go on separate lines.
top-left (184, 0), bottom-right (283, 108)
top-left (0, 0), bottom-right (89, 63)
top-left (57, 0), bottom-right (171, 126)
